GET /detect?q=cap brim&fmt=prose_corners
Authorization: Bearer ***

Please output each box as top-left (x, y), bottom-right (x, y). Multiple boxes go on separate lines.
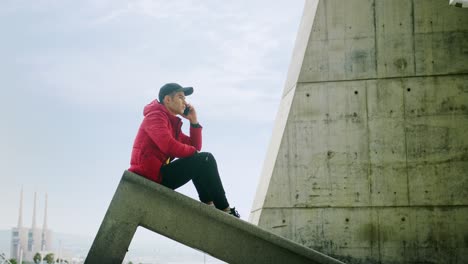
top-left (182, 87), bottom-right (194, 96)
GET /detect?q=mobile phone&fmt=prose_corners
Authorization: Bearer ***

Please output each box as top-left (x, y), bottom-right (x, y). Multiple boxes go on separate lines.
top-left (183, 106), bottom-right (190, 116)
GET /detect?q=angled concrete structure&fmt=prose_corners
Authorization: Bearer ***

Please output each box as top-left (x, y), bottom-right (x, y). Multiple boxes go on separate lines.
top-left (250, 0), bottom-right (468, 263)
top-left (86, 171), bottom-right (344, 264)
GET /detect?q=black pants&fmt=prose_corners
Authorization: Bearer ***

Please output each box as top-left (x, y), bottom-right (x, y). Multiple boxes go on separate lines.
top-left (160, 152), bottom-right (230, 210)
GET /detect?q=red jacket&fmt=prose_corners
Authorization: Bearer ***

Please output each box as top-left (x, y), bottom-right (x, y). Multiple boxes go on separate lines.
top-left (129, 100), bottom-right (202, 183)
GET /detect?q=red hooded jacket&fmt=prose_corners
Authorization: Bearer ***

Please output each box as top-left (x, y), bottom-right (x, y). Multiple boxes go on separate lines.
top-left (128, 100), bottom-right (202, 183)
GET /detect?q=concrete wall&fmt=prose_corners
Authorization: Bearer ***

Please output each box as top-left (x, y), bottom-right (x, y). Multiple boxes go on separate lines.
top-left (250, 1), bottom-right (468, 263)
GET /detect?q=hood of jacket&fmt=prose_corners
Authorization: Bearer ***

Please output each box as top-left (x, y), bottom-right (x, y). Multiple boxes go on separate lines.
top-left (143, 99), bottom-right (181, 122)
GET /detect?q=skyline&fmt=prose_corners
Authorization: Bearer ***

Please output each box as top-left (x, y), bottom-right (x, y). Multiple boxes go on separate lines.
top-left (0, 0), bottom-right (306, 246)
top-left (7, 189), bottom-right (49, 230)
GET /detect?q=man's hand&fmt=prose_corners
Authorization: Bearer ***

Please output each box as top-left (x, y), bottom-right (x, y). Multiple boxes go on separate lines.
top-left (183, 103), bottom-right (198, 124)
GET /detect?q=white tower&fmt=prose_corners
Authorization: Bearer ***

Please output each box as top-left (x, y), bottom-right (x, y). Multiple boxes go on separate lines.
top-left (27, 192), bottom-right (37, 252)
top-left (26, 191), bottom-right (41, 260)
top-left (32, 192), bottom-right (37, 230)
top-left (10, 189), bottom-right (54, 262)
top-left (10, 187), bottom-right (27, 261)
top-left (17, 187), bottom-right (23, 229)
top-left (41, 193), bottom-right (49, 251)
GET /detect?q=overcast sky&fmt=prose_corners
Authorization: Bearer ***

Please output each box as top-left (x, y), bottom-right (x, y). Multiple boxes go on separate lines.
top-left (0, 0), bottom-right (305, 260)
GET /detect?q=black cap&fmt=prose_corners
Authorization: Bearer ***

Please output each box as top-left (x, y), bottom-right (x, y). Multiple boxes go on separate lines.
top-left (158, 83), bottom-right (194, 103)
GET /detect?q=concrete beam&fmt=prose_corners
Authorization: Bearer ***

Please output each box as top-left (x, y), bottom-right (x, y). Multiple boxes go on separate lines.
top-left (85, 171), bottom-right (344, 264)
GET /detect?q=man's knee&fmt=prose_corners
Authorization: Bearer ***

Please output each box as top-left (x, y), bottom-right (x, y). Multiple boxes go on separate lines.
top-left (197, 152), bottom-right (215, 163)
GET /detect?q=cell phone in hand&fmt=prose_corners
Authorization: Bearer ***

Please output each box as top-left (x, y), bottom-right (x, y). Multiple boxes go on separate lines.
top-left (183, 106), bottom-right (190, 116)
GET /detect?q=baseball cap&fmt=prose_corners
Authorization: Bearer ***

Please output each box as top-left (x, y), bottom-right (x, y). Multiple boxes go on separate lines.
top-left (158, 83), bottom-right (194, 103)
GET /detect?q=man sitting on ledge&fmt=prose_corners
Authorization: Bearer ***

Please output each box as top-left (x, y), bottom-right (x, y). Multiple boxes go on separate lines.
top-left (128, 83), bottom-right (240, 218)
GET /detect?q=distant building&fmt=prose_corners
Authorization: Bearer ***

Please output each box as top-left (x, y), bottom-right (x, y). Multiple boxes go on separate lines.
top-left (10, 189), bottom-right (53, 262)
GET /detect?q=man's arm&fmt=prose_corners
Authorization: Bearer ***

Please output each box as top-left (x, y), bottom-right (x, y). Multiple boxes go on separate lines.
top-left (179, 103), bottom-right (202, 151)
top-left (144, 111), bottom-right (196, 158)
top-left (179, 124), bottom-right (202, 151)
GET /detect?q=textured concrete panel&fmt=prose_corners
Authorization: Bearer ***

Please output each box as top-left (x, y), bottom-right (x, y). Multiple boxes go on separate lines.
top-left (258, 208), bottom-right (376, 255)
top-left (366, 78), bottom-right (409, 206)
top-left (415, 32), bottom-right (468, 75)
top-left (375, 0), bottom-right (415, 78)
top-left (409, 160), bottom-right (468, 206)
top-left (367, 79), bottom-right (405, 119)
top-left (415, 0), bottom-right (468, 34)
top-left (414, 0), bottom-right (468, 75)
top-left (368, 118), bottom-right (407, 165)
top-left (405, 116), bottom-right (468, 162)
top-left (370, 163), bottom-right (409, 206)
top-left (258, 207), bottom-right (468, 264)
top-left (299, 0), bottom-right (376, 82)
top-left (264, 82), bottom-right (372, 209)
top-left (404, 75), bottom-right (468, 117)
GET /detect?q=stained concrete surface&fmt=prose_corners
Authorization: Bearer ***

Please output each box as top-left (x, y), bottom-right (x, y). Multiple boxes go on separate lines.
top-left (251, 1), bottom-right (468, 263)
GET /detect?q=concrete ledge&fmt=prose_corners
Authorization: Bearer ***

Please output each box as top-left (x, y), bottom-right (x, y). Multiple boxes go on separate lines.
top-left (85, 171), bottom-right (344, 264)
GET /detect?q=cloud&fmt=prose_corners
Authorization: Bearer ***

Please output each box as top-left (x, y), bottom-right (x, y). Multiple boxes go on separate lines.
top-left (90, 0), bottom-right (212, 25)
top-left (8, 1), bottom-right (303, 121)
top-left (31, 52), bottom-right (158, 107)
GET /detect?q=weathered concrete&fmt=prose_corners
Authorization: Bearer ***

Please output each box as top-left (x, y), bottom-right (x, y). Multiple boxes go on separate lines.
top-left (85, 171), bottom-right (344, 264)
top-left (251, 1), bottom-right (468, 263)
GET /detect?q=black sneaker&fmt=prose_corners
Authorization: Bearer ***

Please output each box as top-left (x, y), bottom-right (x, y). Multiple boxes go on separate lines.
top-left (228, 207), bottom-right (240, 218)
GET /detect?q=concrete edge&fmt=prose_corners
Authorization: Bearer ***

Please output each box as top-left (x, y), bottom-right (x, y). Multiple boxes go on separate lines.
top-left (123, 170), bottom-right (345, 264)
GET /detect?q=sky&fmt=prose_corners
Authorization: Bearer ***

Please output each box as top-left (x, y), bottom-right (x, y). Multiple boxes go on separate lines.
top-left (0, 0), bottom-right (305, 260)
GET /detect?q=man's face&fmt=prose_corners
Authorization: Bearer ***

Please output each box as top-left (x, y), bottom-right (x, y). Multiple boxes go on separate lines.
top-left (165, 91), bottom-right (186, 115)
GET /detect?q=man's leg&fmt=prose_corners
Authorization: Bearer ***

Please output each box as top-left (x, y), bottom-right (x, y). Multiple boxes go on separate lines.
top-left (191, 152), bottom-right (230, 210)
top-left (160, 152), bottom-right (229, 210)
top-left (160, 155), bottom-right (213, 205)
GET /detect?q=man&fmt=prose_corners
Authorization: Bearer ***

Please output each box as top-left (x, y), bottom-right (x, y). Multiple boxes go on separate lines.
top-left (129, 83), bottom-right (240, 218)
